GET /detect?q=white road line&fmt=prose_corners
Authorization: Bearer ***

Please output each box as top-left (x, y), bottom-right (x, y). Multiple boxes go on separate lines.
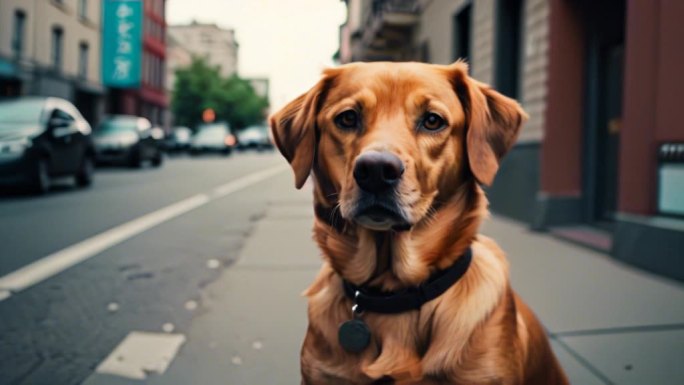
top-left (0, 164), bottom-right (287, 294)
top-left (95, 331), bottom-right (186, 380)
top-left (0, 290), bottom-right (10, 302)
top-left (211, 164), bottom-right (287, 198)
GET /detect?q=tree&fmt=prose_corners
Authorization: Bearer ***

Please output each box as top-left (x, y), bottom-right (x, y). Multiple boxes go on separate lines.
top-left (171, 57), bottom-right (269, 130)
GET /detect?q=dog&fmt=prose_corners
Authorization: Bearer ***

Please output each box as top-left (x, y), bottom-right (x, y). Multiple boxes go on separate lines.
top-left (270, 61), bottom-right (569, 385)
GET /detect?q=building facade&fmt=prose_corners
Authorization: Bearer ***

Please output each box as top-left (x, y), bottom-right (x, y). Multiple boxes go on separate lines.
top-left (107, 0), bottom-right (169, 128)
top-left (339, 0), bottom-right (684, 281)
top-left (246, 78), bottom-right (269, 100)
top-left (168, 22), bottom-right (239, 79)
top-left (0, 0), bottom-right (105, 124)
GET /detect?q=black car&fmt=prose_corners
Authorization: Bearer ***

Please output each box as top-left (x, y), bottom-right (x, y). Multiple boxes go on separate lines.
top-left (164, 126), bottom-right (192, 154)
top-left (94, 115), bottom-right (164, 168)
top-left (0, 97), bottom-right (95, 194)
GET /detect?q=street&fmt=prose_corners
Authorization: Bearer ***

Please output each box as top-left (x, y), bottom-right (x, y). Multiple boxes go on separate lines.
top-left (2, 153), bottom-right (684, 385)
top-left (0, 153), bottom-right (289, 385)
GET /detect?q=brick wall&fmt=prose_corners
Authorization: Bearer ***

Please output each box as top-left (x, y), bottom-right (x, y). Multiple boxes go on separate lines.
top-left (416, 0), bottom-right (550, 142)
top-left (519, 0), bottom-right (549, 142)
top-left (471, 0), bottom-right (495, 84)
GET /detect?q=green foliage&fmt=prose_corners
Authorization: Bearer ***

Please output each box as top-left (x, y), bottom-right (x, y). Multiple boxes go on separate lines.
top-left (171, 57), bottom-right (269, 130)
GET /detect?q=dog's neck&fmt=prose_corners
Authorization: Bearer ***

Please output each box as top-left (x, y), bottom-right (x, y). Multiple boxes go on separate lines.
top-left (313, 180), bottom-right (485, 291)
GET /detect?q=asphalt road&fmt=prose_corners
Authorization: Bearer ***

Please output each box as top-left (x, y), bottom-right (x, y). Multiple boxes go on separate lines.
top-left (0, 152), bottom-right (287, 385)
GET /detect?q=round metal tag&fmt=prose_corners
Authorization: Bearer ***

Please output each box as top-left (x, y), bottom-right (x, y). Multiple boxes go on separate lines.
top-left (338, 319), bottom-right (371, 353)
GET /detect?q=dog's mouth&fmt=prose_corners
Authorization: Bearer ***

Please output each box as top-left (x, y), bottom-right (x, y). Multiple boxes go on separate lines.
top-left (352, 200), bottom-right (412, 231)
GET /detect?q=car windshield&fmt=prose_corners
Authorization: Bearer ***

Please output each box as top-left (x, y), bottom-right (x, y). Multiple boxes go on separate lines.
top-left (0, 99), bottom-right (46, 127)
top-left (96, 119), bottom-right (138, 135)
top-left (196, 125), bottom-right (227, 139)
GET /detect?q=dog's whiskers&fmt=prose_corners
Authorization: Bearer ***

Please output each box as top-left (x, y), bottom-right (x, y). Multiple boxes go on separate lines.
top-left (329, 203), bottom-right (342, 227)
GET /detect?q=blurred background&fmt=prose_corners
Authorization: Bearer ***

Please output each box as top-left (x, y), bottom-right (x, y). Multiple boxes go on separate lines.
top-left (0, 1), bottom-right (682, 385)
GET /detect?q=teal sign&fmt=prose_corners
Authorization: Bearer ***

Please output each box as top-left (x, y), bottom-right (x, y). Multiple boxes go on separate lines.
top-left (102, 0), bottom-right (142, 88)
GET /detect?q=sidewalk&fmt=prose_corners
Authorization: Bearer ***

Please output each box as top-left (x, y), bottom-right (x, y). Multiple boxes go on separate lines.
top-left (88, 174), bottom-right (684, 385)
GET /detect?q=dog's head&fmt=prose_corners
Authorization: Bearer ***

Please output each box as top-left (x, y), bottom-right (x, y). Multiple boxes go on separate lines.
top-left (271, 61), bottom-right (526, 232)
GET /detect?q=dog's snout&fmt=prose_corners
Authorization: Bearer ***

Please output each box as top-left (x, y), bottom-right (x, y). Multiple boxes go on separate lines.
top-left (353, 151), bottom-right (405, 193)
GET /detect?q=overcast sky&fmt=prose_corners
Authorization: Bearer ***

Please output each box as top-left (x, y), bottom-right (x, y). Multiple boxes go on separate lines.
top-left (167, 0), bottom-right (347, 110)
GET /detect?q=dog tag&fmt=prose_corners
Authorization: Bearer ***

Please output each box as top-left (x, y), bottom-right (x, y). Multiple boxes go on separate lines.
top-left (338, 319), bottom-right (371, 353)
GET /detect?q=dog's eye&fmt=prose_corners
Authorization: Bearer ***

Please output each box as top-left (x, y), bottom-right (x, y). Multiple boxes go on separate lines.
top-left (335, 110), bottom-right (359, 130)
top-left (421, 113), bottom-right (446, 131)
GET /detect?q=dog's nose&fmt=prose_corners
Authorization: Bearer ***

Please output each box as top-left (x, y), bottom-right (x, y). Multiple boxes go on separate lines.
top-left (353, 151), bottom-right (405, 193)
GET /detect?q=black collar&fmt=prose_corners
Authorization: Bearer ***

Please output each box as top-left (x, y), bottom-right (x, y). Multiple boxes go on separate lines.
top-left (342, 247), bottom-right (472, 314)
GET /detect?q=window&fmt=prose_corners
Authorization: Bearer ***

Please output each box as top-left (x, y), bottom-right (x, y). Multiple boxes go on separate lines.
top-left (495, 0), bottom-right (524, 98)
top-left (51, 108), bottom-right (75, 122)
top-left (12, 11), bottom-right (26, 58)
top-left (154, 56), bottom-right (160, 88)
top-left (452, 4), bottom-right (472, 63)
top-left (78, 0), bottom-right (88, 20)
top-left (51, 27), bottom-right (64, 70)
top-left (79, 42), bottom-right (89, 79)
top-left (142, 52), bottom-right (148, 84)
top-left (419, 41), bottom-right (430, 63)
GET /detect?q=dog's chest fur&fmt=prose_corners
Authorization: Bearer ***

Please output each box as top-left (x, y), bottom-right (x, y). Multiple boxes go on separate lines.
top-left (301, 239), bottom-right (523, 385)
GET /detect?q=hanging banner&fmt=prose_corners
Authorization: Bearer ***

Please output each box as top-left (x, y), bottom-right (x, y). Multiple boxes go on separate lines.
top-left (102, 0), bottom-right (143, 88)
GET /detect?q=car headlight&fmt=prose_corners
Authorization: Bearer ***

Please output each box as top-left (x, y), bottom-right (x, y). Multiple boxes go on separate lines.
top-left (0, 138), bottom-right (32, 153)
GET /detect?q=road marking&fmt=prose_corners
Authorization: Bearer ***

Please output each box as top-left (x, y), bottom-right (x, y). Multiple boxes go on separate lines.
top-left (211, 164), bottom-right (287, 198)
top-left (0, 164), bottom-right (287, 294)
top-left (0, 290), bottom-right (10, 302)
top-left (95, 331), bottom-right (186, 380)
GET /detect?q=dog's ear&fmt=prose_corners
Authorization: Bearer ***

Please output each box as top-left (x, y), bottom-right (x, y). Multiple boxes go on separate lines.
top-left (450, 62), bottom-right (528, 186)
top-left (270, 74), bottom-right (334, 189)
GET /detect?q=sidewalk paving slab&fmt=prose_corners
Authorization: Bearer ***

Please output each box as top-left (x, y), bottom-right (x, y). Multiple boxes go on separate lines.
top-left (560, 329), bottom-right (684, 385)
top-left (481, 216), bottom-right (684, 333)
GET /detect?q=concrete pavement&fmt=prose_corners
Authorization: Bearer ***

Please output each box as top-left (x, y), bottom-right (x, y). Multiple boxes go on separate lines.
top-left (85, 171), bottom-right (684, 385)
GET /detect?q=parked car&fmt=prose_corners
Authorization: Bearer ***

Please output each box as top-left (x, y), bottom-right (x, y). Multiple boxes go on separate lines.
top-left (164, 126), bottom-right (192, 153)
top-left (236, 124), bottom-right (273, 151)
top-left (0, 97), bottom-right (95, 194)
top-left (189, 122), bottom-right (236, 156)
top-left (94, 115), bottom-right (163, 168)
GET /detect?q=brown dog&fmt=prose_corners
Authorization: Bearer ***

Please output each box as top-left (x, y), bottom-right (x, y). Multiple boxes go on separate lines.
top-left (271, 61), bottom-right (569, 385)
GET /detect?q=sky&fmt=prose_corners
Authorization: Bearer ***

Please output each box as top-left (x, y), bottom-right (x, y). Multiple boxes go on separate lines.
top-left (167, 0), bottom-right (347, 111)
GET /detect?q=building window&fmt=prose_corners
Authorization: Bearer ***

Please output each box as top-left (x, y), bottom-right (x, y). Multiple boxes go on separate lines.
top-left (495, 0), bottom-right (523, 99)
top-left (452, 4), bottom-right (472, 63)
top-left (420, 41), bottom-right (430, 63)
top-left (51, 27), bottom-right (64, 70)
top-left (79, 42), bottom-right (89, 79)
top-left (12, 11), bottom-right (26, 58)
top-left (142, 52), bottom-right (148, 84)
top-left (79, 0), bottom-right (88, 20)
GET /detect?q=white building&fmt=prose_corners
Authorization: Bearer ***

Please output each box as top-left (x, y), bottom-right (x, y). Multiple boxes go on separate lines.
top-left (0, 0), bottom-right (104, 123)
top-left (168, 22), bottom-right (239, 79)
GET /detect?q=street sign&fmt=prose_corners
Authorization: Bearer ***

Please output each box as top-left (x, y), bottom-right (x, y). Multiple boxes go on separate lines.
top-left (102, 0), bottom-right (143, 88)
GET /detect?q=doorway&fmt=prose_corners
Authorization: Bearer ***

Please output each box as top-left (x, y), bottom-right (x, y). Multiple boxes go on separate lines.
top-left (580, 0), bottom-right (626, 225)
top-left (74, 89), bottom-right (99, 126)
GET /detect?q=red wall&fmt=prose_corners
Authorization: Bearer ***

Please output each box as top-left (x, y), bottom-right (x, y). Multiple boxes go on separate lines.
top-left (619, 0), bottom-right (684, 215)
top-left (541, 0), bottom-right (585, 196)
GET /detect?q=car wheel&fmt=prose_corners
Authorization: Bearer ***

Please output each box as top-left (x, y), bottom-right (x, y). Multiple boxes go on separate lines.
top-left (75, 155), bottom-right (94, 187)
top-left (32, 159), bottom-right (50, 195)
top-left (152, 151), bottom-right (163, 167)
top-left (222, 148), bottom-right (232, 157)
